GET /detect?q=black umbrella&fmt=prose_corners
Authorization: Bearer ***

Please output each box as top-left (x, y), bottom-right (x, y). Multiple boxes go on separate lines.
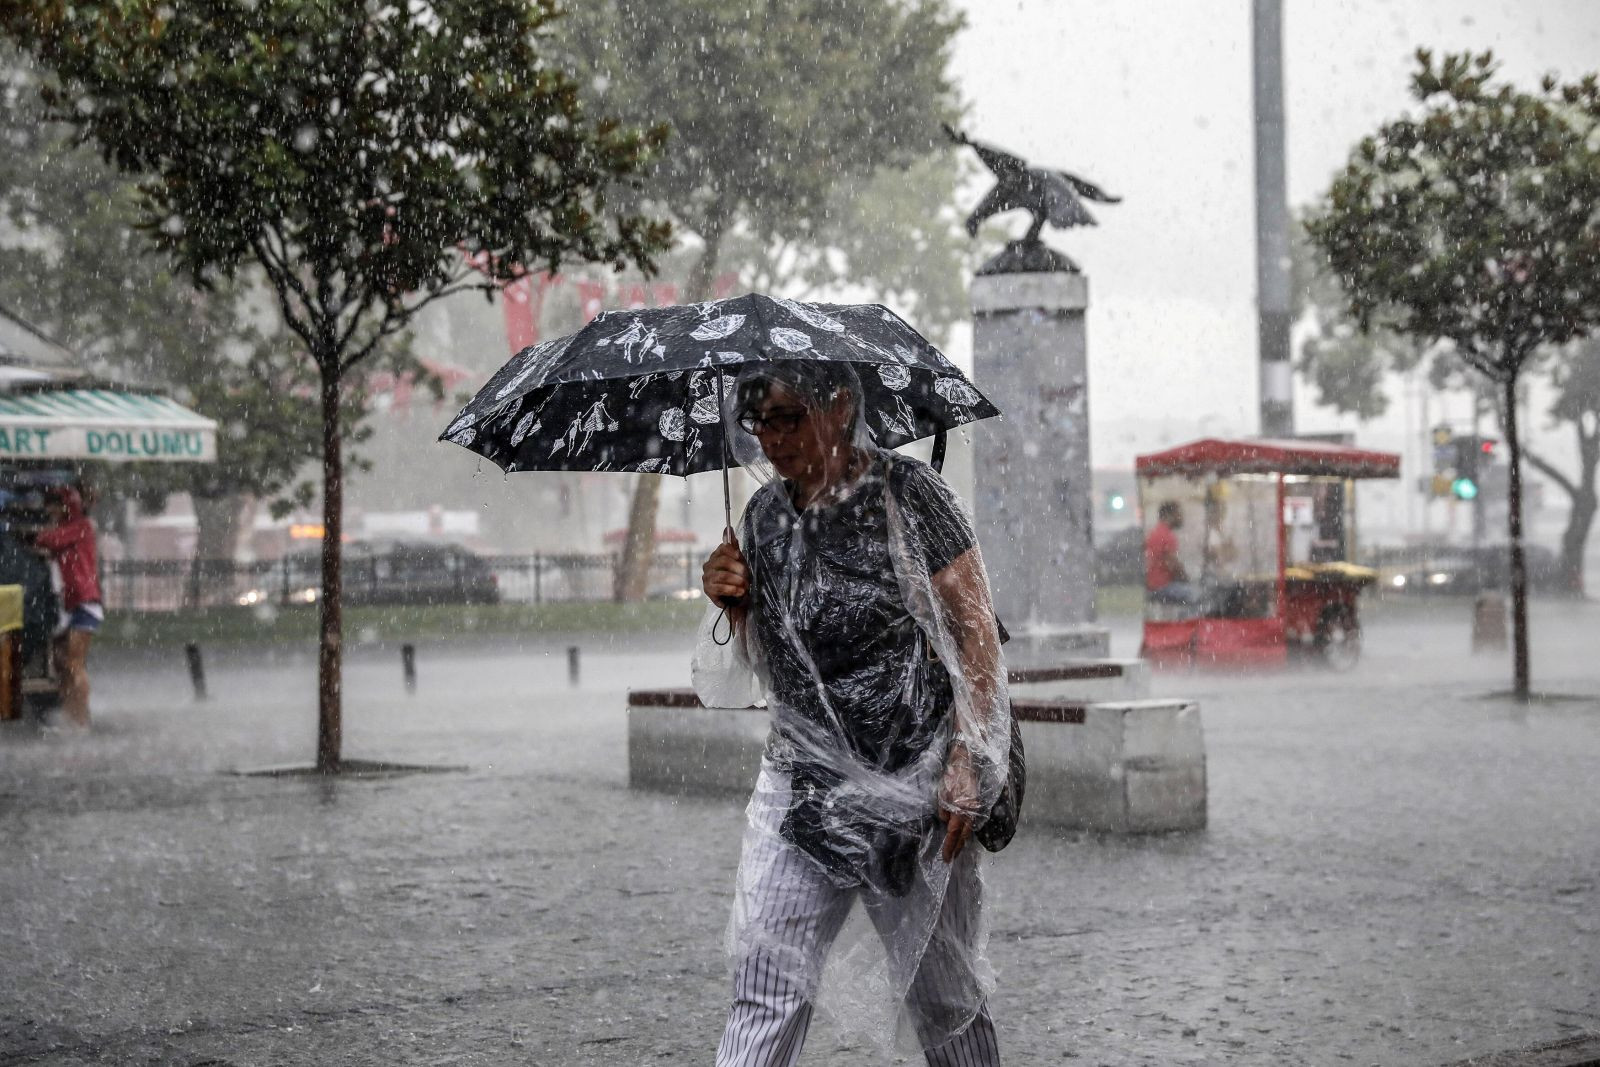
top-left (439, 293), bottom-right (999, 526)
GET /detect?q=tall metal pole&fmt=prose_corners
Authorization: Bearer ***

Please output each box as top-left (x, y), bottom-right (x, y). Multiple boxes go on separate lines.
top-left (1253, 0), bottom-right (1294, 438)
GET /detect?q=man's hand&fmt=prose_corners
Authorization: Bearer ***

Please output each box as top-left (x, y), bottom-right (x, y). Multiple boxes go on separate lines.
top-left (938, 741), bottom-right (981, 862)
top-left (701, 528), bottom-right (749, 613)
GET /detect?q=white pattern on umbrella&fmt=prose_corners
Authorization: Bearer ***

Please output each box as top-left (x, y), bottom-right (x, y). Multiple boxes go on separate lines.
top-left (634, 457), bottom-right (672, 474)
top-left (690, 392), bottom-right (722, 425)
top-left (510, 410), bottom-right (542, 446)
top-left (447, 427), bottom-right (476, 447)
top-left (775, 298), bottom-right (846, 334)
top-left (769, 327), bottom-right (813, 352)
top-left (551, 399), bottom-right (618, 456)
top-left (690, 314), bottom-right (746, 340)
top-left (696, 350), bottom-right (748, 368)
top-left (877, 395), bottom-right (919, 438)
top-left (658, 408), bottom-right (688, 441)
top-left (596, 319), bottom-right (666, 364)
top-left (877, 363), bottom-right (912, 391)
top-left (934, 376), bottom-right (982, 407)
top-left (444, 412), bottom-right (475, 437)
top-left (495, 335), bottom-right (574, 400)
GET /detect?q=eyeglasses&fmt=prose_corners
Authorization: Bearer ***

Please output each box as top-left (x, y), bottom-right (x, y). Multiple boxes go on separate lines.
top-left (737, 407), bottom-right (808, 435)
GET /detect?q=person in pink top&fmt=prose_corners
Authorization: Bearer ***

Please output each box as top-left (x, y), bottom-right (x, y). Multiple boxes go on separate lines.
top-left (34, 485), bottom-right (102, 728)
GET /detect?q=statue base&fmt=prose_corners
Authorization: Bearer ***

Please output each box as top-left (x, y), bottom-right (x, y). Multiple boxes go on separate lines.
top-left (977, 239), bottom-right (1080, 276)
top-left (970, 269), bottom-right (1095, 633)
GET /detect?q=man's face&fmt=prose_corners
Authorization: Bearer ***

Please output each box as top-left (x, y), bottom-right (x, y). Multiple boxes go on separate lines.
top-left (1165, 508), bottom-right (1184, 530)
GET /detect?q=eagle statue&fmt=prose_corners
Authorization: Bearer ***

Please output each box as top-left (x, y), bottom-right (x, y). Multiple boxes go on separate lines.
top-left (945, 123), bottom-right (1120, 273)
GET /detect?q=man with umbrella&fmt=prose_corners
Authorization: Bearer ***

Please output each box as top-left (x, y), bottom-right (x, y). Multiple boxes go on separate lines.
top-left (444, 294), bottom-right (1013, 1063)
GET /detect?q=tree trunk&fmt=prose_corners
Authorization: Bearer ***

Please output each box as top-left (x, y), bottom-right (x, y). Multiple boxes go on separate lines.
top-left (317, 364), bottom-right (344, 772)
top-left (1503, 375), bottom-right (1531, 700)
top-left (182, 494), bottom-right (250, 609)
top-left (1558, 418), bottom-right (1598, 597)
top-left (613, 211), bottom-right (729, 602)
top-left (613, 475), bottom-right (661, 602)
top-left (1559, 486), bottom-right (1596, 597)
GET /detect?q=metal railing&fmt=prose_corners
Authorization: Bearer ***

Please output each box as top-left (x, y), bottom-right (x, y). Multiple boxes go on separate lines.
top-left (101, 550), bottom-right (705, 612)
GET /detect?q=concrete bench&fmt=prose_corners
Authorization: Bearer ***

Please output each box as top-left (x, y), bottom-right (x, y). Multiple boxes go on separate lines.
top-left (626, 686), bottom-right (1205, 834)
top-left (1011, 696), bottom-right (1206, 833)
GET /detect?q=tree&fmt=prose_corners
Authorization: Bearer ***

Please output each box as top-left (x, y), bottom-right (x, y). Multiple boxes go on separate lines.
top-left (1307, 50), bottom-right (1600, 699)
top-left (0, 52), bottom-right (360, 579)
top-left (4, 0), bottom-right (670, 770)
top-left (1295, 230), bottom-right (1600, 595)
top-left (556, 0), bottom-right (967, 600)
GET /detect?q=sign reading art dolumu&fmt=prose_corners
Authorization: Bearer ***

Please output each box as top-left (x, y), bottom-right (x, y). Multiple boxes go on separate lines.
top-left (0, 389), bottom-right (218, 464)
top-left (0, 426), bottom-right (213, 461)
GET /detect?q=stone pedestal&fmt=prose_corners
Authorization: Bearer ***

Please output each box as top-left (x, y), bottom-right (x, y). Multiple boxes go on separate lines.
top-left (628, 674), bottom-right (1208, 834)
top-left (971, 271), bottom-right (1106, 650)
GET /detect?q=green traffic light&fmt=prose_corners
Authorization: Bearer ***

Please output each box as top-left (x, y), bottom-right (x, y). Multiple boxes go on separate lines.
top-left (1451, 477), bottom-right (1479, 501)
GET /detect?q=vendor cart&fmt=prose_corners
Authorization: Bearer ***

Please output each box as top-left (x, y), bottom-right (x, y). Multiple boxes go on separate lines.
top-left (0, 367), bottom-right (217, 719)
top-left (1135, 438), bottom-right (1400, 670)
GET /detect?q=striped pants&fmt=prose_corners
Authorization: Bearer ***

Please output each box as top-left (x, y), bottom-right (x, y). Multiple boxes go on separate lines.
top-left (715, 801), bottom-right (1000, 1066)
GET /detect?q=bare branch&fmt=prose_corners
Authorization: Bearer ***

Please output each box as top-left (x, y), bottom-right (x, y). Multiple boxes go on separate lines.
top-left (251, 236), bottom-right (319, 356)
top-left (1522, 447), bottom-right (1577, 498)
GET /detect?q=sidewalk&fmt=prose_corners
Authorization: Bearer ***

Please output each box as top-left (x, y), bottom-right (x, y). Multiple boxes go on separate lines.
top-left (1, 602), bottom-right (1597, 1065)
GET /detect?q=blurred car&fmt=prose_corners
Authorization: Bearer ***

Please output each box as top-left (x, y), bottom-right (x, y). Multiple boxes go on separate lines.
top-left (1095, 525), bottom-right (1145, 587)
top-left (242, 540), bottom-right (500, 607)
top-left (1372, 543), bottom-right (1560, 596)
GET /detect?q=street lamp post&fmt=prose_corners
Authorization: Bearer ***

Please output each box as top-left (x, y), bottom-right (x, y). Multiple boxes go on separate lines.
top-left (1253, 0), bottom-right (1294, 438)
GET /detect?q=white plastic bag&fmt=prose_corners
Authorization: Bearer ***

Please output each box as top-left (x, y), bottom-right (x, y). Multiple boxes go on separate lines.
top-left (690, 602), bottom-right (763, 709)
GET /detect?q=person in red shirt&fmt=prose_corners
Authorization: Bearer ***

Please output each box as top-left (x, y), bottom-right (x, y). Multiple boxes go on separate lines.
top-left (1145, 500), bottom-right (1199, 607)
top-left (35, 485), bottom-right (102, 728)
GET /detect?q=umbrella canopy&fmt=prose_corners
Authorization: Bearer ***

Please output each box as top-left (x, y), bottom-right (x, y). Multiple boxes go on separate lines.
top-left (439, 293), bottom-right (999, 478)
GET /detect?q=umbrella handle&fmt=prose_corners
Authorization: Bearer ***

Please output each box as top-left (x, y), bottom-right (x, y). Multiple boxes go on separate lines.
top-left (716, 525), bottom-right (744, 611)
top-left (718, 365), bottom-right (734, 531)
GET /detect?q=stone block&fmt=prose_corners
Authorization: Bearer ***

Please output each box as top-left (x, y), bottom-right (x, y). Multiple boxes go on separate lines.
top-left (627, 692), bottom-right (765, 798)
top-left (1016, 697), bottom-right (1206, 834)
top-left (627, 687), bottom-right (1207, 835)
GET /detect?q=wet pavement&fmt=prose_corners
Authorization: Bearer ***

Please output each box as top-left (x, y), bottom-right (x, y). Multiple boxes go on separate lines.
top-left (1, 600), bottom-right (1597, 1065)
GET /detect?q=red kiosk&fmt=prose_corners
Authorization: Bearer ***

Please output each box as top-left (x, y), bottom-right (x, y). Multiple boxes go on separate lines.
top-left (1135, 438), bottom-right (1400, 670)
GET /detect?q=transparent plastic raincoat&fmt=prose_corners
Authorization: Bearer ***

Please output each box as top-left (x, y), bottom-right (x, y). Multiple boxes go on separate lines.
top-left (693, 360), bottom-right (1011, 1051)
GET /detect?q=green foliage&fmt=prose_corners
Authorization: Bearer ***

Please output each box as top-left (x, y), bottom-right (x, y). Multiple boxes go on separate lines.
top-left (4, 0), bottom-right (672, 370)
top-left (557, 0), bottom-right (968, 313)
top-left (0, 55), bottom-right (363, 515)
top-left (1306, 50), bottom-right (1600, 381)
top-left (1306, 50), bottom-right (1600, 631)
top-left (4, 0), bottom-right (676, 760)
top-left (1290, 224), bottom-right (1434, 420)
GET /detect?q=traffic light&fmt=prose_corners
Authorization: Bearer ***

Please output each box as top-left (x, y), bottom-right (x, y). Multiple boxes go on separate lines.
top-left (1104, 490), bottom-right (1128, 513)
top-left (1450, 435), bottom-right (1497, 500)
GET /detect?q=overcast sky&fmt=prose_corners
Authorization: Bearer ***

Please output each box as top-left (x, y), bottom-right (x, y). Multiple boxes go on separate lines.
top-left (946, 0), bottom-right (1600, 477)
